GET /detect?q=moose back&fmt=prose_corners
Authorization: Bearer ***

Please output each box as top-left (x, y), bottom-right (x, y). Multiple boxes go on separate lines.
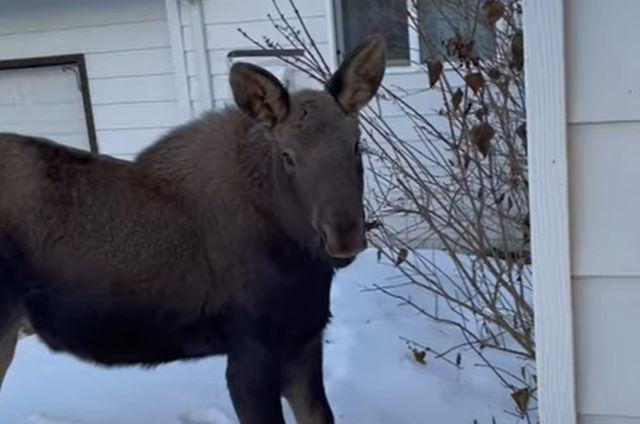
top-left (0, 37), bottom-right (386, 423)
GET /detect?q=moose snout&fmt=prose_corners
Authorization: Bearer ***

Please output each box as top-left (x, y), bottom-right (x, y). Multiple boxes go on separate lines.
top-left (318, 210), bottom-right (367, 259)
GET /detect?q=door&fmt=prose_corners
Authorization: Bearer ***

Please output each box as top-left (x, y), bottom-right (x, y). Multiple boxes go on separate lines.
top-left (0, 56), bottom-right (97, 151)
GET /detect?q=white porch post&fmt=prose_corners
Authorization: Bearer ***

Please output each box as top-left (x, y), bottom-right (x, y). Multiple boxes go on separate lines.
top-left (523, 1), bottom-right (577, 423)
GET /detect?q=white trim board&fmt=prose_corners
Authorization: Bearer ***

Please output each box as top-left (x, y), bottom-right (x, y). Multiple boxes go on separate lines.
top-left (523, 1), bottom-right (577, 423)
top-left (188, 0), bottom-right (213, 111)
top-left (164, 0), bottom-right (192, 121)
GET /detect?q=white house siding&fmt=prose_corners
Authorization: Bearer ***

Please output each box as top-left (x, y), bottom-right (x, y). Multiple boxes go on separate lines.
top-left (0, 0), bottom-right (450, 247)
top-left (175, 0), bottom-right (444, 130)
top-left (0, 0), bottom-right (181, 160)
top-left (0, 0), bottom-right (445, 158)
top-left (177, 0), bottom-right (330, 113)
top-left (566, 0), bottom-right (640, 422)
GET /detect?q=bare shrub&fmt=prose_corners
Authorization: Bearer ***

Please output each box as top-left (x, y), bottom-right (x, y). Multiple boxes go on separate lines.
top-left (240, 0), bottom-right (534, 420)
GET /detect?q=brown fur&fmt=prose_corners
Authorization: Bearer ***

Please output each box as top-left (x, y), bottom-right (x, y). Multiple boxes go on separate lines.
top-left (0, 37), bottom-right (386, 423)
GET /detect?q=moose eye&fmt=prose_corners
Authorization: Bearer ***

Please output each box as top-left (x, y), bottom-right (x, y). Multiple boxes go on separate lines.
top-left (282, 150), bottom-right (296, 172)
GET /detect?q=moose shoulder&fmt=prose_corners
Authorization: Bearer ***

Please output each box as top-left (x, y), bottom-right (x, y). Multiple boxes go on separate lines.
top-left (0, 36), bottom-right (386, 424)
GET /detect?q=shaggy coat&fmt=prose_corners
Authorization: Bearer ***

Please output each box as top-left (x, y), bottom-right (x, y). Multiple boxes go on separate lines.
top-left (0, 37), bottom-right (386, 424)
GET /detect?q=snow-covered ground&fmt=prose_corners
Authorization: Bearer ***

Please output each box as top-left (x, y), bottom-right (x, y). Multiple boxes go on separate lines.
top-left (0, 250), bottom-right (523, 424)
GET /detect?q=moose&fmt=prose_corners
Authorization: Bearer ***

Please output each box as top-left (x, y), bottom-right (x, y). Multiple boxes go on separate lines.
top-left (0, 36), bottom-right (386, 423)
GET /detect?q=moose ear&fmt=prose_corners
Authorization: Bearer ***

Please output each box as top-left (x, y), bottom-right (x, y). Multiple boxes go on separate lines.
top-left (229, 62), bottom-right (290, 126)
top-left (326, 35), bottom-right (386, 114)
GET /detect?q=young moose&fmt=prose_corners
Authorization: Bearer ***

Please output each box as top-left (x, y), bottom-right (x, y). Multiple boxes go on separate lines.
top-left (0, 37), bottom-right (385, 423)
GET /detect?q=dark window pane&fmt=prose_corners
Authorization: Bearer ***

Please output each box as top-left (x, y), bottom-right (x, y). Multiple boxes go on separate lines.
top-left (340, 0), bottom-right (409, 63)
top-left (417, 0), bottom-right (495, 62)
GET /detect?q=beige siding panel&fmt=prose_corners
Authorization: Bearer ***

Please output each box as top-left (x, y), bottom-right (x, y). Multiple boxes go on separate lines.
top-left (569, 123), bottom-right (640, 276)
top-left (566, 0), bottom-right (640, 124)
top-left (574, 277), bottom-right (640, 417)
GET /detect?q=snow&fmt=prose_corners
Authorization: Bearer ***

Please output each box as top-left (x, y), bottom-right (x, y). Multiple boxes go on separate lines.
top-left (0, 250), bottom-right (524, 423)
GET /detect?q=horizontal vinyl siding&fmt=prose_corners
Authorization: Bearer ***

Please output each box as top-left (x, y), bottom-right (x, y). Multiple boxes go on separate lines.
top-left (566, 0), bottom-right (640, 420)
top-left (580, 415), bottom-right (640, 424)
top-left (574, 277), bottom-right (640, 417)
top-left (180, 0), bottom-right (328, 114)
top-left (568, 122), bottom-right (640, 277)
top-left (0, 0), bottom-right (178, 157)
top-left (566, 0), bottom-right (640, 124)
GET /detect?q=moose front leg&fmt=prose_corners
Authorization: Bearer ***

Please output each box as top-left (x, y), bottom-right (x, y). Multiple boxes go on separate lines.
top-left (282, 335), bottom-right (334, 424)
top-left (226, 338), bottom-right (286, 424)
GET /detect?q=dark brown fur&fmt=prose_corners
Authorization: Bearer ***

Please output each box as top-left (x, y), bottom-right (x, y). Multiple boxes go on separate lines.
top-left (0, 37), bottom-right (386, 423)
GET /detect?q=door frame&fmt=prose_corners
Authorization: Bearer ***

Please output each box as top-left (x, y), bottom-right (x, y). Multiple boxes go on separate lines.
top-left (0, 54), bottom-right (99, 153)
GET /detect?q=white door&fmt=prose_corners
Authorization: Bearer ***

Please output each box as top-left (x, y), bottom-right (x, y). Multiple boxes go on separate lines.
top-left (0, 63), bottom-right (92, 150)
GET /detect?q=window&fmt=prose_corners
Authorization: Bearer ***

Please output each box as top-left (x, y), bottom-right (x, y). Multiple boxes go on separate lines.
top-left (0, 55), bottom-right (98, 152)
top-left (336, 0), bottom-right (410, 65)
top-left (417, 0), bottom-right (495, 62)
top-left (334, 0), bottom-right (495, 66)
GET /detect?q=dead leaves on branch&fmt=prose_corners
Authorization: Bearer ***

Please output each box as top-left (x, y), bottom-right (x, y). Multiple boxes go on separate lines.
top-left (511, 387), bottom-right (532, 416)
top-left (395, 248), bottom-right (408, 266)
top-left (483, 0), bottom-right (505, 26)
top-left (451, 88), bottom-right (464, 111)
top-left (464, 72), bottom-right (485, 94)
top-left (510, 30), bottom-right (524, 71)
top-left (427, 59), bottom-right (444, 88)
top-left (471, 123), bottom-right (496, 157)
top-left (411, 348), bottom-right (427, 365)
top-left (516, 122), bottom-right (527, 143)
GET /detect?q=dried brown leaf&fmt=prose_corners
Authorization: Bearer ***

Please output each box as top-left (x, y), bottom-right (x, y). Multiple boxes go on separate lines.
top-left (464, 72), bottom-right (484, 94)
top-left (487, 67), bottom-right (502, 81)
top-left (411, 348), bottom-right (427, 365)
top-left (511, 30), bottom-right (524, 71)
top-left (395, 248), bottom-right (408, 266)
top-left (427, 59), bottom-right (444, 88)
top-left (483, 0), bottom-right (505, 26)
top-left (470, 123), bottom-right (495, 157)
top-left (516, 122), bottom-right (527, 142)
top-left (451, 88), bottom-right (463, 111)
top-left (511, 388), bottom-right (531, 415)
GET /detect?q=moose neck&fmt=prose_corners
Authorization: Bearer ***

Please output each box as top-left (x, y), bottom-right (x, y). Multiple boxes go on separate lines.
top-left (136, 108), bottom-right (321, 257)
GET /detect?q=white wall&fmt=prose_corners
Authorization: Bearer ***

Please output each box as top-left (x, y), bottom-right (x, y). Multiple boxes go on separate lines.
top-left (0, 0), bottom-right (444, 159)
top-left (177, 0), bottom-right (330, 112)
top-left (0, 0), bottom-right (180, 160)
top-left (176, 0), bottom-right (444, 128)
top-left (565, 0), bottom-right (640, 422)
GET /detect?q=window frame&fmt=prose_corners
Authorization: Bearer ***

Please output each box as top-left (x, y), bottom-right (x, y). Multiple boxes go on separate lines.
top-left (332, 0), bottom-right (498, 74)
top-left (333, 0), bottom-right (422, 70)
top-left (0, 54), bottom-right (98, 153)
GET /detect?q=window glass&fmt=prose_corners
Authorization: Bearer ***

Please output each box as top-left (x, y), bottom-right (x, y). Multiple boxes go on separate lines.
top-left (340, 0), bottom-right (410, 64)
top-left (417, 0), bottom-right (495, 61)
